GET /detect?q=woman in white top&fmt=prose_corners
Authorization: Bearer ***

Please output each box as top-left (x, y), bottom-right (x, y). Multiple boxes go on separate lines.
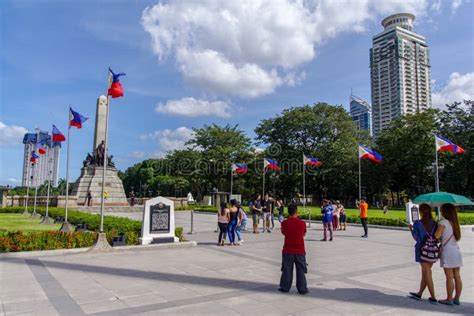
top-left (435, 203), bottom-right (463, 306)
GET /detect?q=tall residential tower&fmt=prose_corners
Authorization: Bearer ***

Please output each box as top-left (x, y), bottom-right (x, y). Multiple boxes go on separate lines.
top-left (350, 95), bottom-right (373, 136)
top-left (370, 13), bottom-right (431, 137)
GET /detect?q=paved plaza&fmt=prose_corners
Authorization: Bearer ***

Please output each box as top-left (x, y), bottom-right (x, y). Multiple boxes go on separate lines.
top-left (0, 211), bottom-right (473, 315)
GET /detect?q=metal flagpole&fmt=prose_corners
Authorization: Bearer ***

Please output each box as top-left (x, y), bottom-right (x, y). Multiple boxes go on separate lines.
top-left (100, 71), bottom-right (112, 233)
top-left (230, 167), bottom-right (234, 197)
top-left (23, 154), bottom-right (31, 215)
top-left (434, 136), bottom-right (440, 220)
top-left (303, 154), bottom-right (309, 227)
top-left (358, 153), bottom-right (362, 201)
top-left (32, 128), bottom-right (40, 217)
top-left (61, 112), bottom-right (73, 231)
top-left (262, 160), bottom-right (265, 199)
top-left (43, 152), bottom-right (52, 223)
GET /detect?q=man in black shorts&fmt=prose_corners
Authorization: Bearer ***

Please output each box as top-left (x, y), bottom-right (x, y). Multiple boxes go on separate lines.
top-left (250, 194), bottom-right (262, 234)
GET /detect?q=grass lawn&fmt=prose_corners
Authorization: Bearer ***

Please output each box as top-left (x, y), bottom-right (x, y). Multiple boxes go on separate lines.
top-left (0, 214), bottom-right (61, 232)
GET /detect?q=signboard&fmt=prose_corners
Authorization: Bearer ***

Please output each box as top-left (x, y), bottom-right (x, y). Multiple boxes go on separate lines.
top-left (150, 202), bottom-right (170, 233)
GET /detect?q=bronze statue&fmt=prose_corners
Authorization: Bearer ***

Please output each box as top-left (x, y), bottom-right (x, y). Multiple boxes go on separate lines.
top-left (96, 141), bottom-right (105, 166)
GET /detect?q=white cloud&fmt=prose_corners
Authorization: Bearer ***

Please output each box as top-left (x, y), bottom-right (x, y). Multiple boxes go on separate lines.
top-left (129, 151), bottom-right (145, 159)
top-left (142, 0), bottom-right (430, 99)
top-left (451, 0), bottom-right (463, 12)
top-left (141, 127), bottom-right (194, 153)
top-left (156, 97), bottom-right (232, 118)
top-left (432, 72), bottom-right (474, 108)
top-left (0, 122), bottom-right (28, 146)
top-left (7, 178), bottom-right (20, 184)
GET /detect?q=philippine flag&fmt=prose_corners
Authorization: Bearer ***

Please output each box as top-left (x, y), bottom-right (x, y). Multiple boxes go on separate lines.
top-left (52, 125), bottom-right (66, 142)
top-left (108, 68), bottom-right (126, 98)
top-left (69, 107), bottom-right (88, 129)
top-left (264, 158), bottom-right (280, 171)
top-left (36, 136), bottom-right (46, 155)
top-left (303, 154), bottom-right (322, 166)
top-left (359, 146), bottom-right (382, 163)
top-left (232, 163), bottom-right (248, 174)
top-left (435, 135), bottom-right (465, 154)
top-left (30, 150), bottom-right (39, 163)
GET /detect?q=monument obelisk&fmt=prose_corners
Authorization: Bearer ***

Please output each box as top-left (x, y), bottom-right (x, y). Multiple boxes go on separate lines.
top-left (71, 96), bottom-right (128, 206)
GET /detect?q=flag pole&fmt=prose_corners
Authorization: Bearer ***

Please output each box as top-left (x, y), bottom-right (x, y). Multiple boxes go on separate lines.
top-left (230, 167), bottom-right (234, 197)
top-left (358, 152), bottom-right (362, 201)
top-left (23, 154), bottom-right (31, 215)
top-left (303, 155), bottom-right (309, 227)
top-left (434, 135), bottom-right (440, 220)
top-left (42, 152), bottom-right (52, 224)
top-left (32, 128), bottom-right (40, 218)
top-left (99, 71), bottom-right (112, 233)
top-left (60, 109), bottom-right (73, 232)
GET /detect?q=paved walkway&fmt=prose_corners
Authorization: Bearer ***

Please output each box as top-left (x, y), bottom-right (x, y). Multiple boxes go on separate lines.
top-left (1, 211), bottom-right (473, 315)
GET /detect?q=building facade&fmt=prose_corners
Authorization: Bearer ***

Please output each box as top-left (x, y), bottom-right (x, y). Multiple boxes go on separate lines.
top-left (350, 95), bottom-right (373, 136)
top-left (370, 13), bottom-right (431, 137)
top-left (22, 132), bottom-right (61, 187)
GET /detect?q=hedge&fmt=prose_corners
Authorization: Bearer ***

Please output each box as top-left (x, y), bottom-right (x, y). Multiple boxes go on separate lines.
top-left (0, 230), bottom-right (97, 252)
top-left (1, 207), bottom-right (141, 245)
top-left (191, 206), bottom-right (474, 226)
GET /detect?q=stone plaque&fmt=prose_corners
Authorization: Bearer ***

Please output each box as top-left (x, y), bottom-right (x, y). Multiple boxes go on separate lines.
top-left (150, 202), bottom-right (170, 234)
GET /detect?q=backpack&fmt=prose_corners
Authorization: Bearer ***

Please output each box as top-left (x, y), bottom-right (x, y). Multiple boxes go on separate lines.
top-left (420, 223), bottom-right (439, 263)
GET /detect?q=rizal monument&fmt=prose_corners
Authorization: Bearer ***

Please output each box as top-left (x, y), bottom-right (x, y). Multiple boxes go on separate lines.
top-left (71, 95), bottom-right (128, 206)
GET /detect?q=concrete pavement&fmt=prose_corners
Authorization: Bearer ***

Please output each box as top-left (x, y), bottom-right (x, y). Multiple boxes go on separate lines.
top-left (0, 211), bottom-right (472, 315)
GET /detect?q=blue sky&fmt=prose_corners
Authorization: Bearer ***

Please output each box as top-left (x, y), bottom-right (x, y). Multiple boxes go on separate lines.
top-left (1, 0), bottom-right (473, 186)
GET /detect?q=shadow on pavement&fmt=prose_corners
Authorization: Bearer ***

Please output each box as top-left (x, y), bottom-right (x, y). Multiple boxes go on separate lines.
top-left (19, 258), bottom-right (473, 314)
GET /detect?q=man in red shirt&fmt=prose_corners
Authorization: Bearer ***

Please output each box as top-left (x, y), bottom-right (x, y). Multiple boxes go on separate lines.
top-left (279, 204), bottom-right (308, 294)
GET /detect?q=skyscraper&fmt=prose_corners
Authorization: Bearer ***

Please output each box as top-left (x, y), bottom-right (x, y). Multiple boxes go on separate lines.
top-left (370, 13), bottom-right (431, 137)
top-left (350, 95), bottom-right (372, 136)
top-left (22, 132), bottom-right (61, 187)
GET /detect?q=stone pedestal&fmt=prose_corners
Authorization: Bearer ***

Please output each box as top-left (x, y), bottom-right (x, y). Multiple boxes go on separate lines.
top-left (71, 166), bottom-right (128, 206)
top-left (140, 196), bottom-right (178, 245)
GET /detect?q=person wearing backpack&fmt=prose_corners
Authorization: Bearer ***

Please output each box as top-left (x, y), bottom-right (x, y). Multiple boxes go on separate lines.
top-left (235, 201), bottom-right (247, 244)
top-left (407, 204), bottom-right (438, 303)
top-left (435, 203), bottom-right (463, 306)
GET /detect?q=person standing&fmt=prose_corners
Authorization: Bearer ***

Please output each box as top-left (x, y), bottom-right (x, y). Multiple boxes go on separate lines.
top-left (278, 204), bottom-right (308, 295)
top-left (358, 198), bottom-right (369, 238)
top-left (250, 194), bottom-right (263, 234)
top-left (262, 193), bottom-right (273, 233)
top-left (407, 204), bottom-right (438, 303)
top-left (332, 200), bottom-right (340, 231)
top-left (336, 201), bottom-right (346, 231)
top-left (86, 190), bottom-right (92, 207)
top-left (217, 202), bottom-right (230, 246)
top-left (129, 191), bottom-right (135, 206)
top-left (276, 197), bottom-right (285, 223)
top-left (235, 201), bottom-right (247, 244)
top-left (435, 203), bottom-right (463, 306)
top-left (228, 200), bottom-right (239, 245)
top-left (321, 199), bottom-right (333, 241)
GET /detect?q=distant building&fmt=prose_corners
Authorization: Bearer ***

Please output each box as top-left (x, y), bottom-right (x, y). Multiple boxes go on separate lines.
top-left (22, 132), bottom-right (61, 187)
top-left (370, 13), bottom-right (431, 137)
top-left (350, 95), bottom-right (372, 136)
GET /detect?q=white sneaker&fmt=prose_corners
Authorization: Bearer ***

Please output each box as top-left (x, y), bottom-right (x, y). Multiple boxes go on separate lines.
top-left (239, 240), bottom-right (244, 244)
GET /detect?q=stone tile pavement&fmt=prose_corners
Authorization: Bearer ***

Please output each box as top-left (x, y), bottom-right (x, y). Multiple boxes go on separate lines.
top-left (0, 211), bottom-right (472, 315)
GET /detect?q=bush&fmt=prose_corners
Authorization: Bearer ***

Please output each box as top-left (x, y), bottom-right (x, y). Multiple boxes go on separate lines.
top-left (0, 230), bottom-right (97, 252)
top-left (1, 207), bottom-right (141, 245)
top-left (175, 226), bottom-right (185, 241)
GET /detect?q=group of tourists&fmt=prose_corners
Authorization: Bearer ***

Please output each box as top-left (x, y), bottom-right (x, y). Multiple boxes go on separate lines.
top-left (408, 203), bottom-right (464, 306)
top-left (216, 200), bottom-right (248, 246)
top-left (320, 199), bottom-right (348, 241)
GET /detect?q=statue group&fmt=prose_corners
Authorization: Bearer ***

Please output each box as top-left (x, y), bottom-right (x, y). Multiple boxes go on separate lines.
top-left (83, 140), bottom-right (115, 168)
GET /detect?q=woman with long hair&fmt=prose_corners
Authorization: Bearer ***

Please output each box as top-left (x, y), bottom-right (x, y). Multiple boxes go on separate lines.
top-left (228, 199), bottom-right (239, 245)
top-left (407, 204), bottom-right (437, 303)
top-left (217, 202), bottom-right (230, 246)
top-left (435, 203), bottom-right (463, 306)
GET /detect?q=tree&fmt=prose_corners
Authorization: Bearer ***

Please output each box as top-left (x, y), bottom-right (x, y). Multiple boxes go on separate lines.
top-left (255, 103), bottom-right (369, 203)
top-left (374, 110), bottom-right (439, 200)
top-left (186, 124), bottom-right (252, 191)
top-left (437, 100), bottom-right (473, 196)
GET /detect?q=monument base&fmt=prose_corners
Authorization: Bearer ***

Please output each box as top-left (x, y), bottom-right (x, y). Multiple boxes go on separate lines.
top-left (139, 236), bottom-right (179, 245)
top-left (71, 166), bottom-right (128, 206)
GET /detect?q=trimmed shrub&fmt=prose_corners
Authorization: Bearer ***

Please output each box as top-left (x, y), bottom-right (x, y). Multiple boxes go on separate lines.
top-left (1, 207), bottom-right (141, 245)
top-left (0, 230), bottom-right (97, 252)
